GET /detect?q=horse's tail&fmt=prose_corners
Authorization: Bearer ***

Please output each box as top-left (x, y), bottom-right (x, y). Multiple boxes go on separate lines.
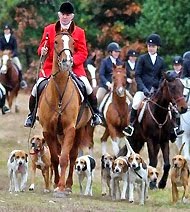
top-left (178, 142), bottom-right (185, 155)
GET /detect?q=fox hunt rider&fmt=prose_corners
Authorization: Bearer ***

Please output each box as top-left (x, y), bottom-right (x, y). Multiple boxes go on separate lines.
top-left (123, 33), bottom-right (184, 139)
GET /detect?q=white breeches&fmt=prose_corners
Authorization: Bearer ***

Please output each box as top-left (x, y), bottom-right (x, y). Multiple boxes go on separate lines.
top-left (132, 91), bottom-right (146, 110)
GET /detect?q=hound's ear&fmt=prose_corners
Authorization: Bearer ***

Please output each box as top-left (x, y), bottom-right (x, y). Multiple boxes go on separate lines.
top-left (183, 159), bottom-right (188, 169)
top-left (42, 138), bottom-right (46, 145)
top-left (122, 63), bottom-right (126, 68)
top-left (141, 158), bottom-right (147, 169)
top-left (10, 154), bottom-right (15, 163)
top-left (101, 155), bottom-right (105, 162)
top-left (123, 163), bottom-right (128, 173)
top-left (30, 137), bottom-right (34, 144)
top-left (25, 153), bottom-right (28, 163)
top-left (112, 63), bottom-right (117, 69)
top-left (82, 161), bottom-right (87, 171)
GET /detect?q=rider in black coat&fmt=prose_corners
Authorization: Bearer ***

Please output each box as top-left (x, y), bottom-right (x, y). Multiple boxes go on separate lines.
top-left (0, 24), bottom-right (27, 88)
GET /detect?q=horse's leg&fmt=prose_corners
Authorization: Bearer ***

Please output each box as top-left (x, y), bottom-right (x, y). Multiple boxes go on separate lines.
top-left (65, 136), bottom-right (80, 193)
top-left (101, 128), bottom-right (109, 155)
top-left (158, 141), bottom-right (170, 189)
top-left (57, 127), bottom-right (76, 193)
top-left (43, 132), bottom-right (60, 188)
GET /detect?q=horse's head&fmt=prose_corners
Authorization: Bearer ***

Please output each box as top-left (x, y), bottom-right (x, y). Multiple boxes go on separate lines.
top-left (112, 64), bottom-right (127, 97)
top-left (0, 50), bottom-right (12, 74)
top-left (163, 71), bottom-right (188, 114)
top-left (53, 21), bottom-right (74, 73)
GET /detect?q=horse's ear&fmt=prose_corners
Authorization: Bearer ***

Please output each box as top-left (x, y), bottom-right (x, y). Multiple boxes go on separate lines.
top-left (55, 21), bottom-right (61, 33)
top-left (68, 21), bottom-right (75, 34)
top-left (112, 63), bottom-right (117, 69)
top-left (162, 71), bottom-right (167, 79)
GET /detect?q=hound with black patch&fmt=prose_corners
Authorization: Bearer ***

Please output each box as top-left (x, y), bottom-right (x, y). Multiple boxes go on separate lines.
top-left (7, 150), bottom-right (28, 192)
top-left (75, 155), bottom-right (96, 196)
top-left (128, 153), bottom-right (148, 205)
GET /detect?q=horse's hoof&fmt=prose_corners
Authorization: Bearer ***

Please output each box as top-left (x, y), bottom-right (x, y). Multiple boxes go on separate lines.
top-left (64, 188), bottom-right (72, 195)
top-left (53, 190), bottom-right (69, 198)
top-left (158, 180), bottom-right (166, 189)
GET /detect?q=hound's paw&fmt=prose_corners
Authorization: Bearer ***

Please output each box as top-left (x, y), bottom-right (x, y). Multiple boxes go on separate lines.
top-left (44, 189), bottom-right (50, 193)
top-left (29, 184), bottom-right (35, 191)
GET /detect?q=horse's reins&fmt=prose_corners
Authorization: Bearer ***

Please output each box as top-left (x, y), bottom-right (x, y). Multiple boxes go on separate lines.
top-left (44, 33), bottom-right (75, 123)
top-left (147, 100), bottom-right (169, 129)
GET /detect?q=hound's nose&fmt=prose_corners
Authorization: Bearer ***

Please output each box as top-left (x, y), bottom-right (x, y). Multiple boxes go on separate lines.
top-left (19, 161), bottom-right (23, 166)
top-left (115, 168), bottom-right (120, 173)
top-left (77, 166), bottom-right (81, 171)
top-left (132, 164), bottom-right (136, 168)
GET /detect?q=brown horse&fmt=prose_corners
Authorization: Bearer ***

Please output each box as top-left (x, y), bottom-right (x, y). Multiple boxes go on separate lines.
top-left (119, 72), bottom-right (188, 189)
top-left (0, 50), bottom-right (20, 112)
top-left (100, 64), bottom-right (129, 156)
top-left (38, 23), bottom-right (92, 197)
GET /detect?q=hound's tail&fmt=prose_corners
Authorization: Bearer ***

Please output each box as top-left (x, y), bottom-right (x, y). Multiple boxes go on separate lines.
top-left (178, 142), bottom-right (185, 155)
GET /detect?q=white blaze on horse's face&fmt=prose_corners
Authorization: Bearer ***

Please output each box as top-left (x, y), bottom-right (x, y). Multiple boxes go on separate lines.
top-left (0, 54), bottom-right (9, 74)
top-left (61, 34), bottom-right (73, 67)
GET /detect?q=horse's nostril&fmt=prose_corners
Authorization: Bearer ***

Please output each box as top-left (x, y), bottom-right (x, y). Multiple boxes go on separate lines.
top-left (180, 107), bottom-right (187, 114)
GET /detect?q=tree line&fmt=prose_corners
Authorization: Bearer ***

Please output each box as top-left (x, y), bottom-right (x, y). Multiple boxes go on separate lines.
top-left (0, 0), bottom-right (190, 70)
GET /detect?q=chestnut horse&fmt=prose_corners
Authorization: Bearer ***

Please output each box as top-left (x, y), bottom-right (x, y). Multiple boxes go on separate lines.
top-left (119, 72), bottom-right (188, 189)
top-left (38, 24), bottom-right (92, 197)
top-left (0, 50), bottom-right (20, 112)
top-left (100, 64), bottom-right (129, 156)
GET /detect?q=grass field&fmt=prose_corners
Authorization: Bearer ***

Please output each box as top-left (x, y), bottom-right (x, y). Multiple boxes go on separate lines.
top-left (0, 92), bottom-right (190, 212)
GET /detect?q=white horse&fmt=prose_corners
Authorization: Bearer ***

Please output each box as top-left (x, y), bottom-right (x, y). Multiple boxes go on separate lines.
top-left (176, 78), bottom-right (190, 160)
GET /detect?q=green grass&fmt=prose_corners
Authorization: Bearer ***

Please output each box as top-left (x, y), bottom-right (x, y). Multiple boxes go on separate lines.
top-left (0, 93), bottom-right (190, 211)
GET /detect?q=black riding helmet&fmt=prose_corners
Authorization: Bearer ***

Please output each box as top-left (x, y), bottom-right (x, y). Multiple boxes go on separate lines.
top-left (107, 42), bottom-right (121, 52)
top-left (146, 33), bottom-right (161, 46)
top-left (59, 1), bottom-right (74, 14)
top-left (3, 24), bottom-right (11, 30)
top-left (127, 49), bottom-right (139, 57)
top-left (172, 56), bottom-right (183, 65)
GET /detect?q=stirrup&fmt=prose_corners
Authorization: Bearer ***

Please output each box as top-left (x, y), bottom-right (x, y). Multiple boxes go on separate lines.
top-left (174, 127), bottom-right (184, 137)
top-left (24, 114), bottom-right (35, 128)
top-left (123, 125), bottom-right (134, 136)
top-left (90, 114), bottom-right (102, 126)
top-left (2, 105), bottom-right (10, 115)
top-left (20, 80), bottom-right (28, 89)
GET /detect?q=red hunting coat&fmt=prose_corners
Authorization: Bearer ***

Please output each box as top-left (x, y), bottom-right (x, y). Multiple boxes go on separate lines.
top-left (38, 21), bottom-right (88, 78)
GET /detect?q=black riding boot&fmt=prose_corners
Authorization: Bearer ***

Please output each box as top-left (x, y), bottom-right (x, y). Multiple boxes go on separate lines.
top-left (18, 70), bottom-right (27, 89)
top-left (123, 108), bottom-right (137, 136)
top-left (170, 112), bottom-right (184, 143)
top-left (88, 92), bottom-right (102, 126)
top-left (24, 95), bottom-right (37, 128)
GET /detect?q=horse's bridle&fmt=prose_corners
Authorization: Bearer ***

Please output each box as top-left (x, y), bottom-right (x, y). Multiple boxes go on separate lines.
top-left (52, 32), bottom-right (74, 77)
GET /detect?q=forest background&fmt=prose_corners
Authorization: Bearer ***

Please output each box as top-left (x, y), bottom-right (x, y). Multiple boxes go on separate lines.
top-left (0, 0), bottom-right (190, 78)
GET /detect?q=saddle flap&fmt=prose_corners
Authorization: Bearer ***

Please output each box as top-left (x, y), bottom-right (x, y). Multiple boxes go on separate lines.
top-left (138, 100), bottom-right (148, 123)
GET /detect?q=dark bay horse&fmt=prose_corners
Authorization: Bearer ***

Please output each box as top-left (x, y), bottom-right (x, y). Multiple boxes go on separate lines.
top-left (0, 50), bottom-right (20, 112)
top-left (38, 23), bottom-right (92, 197)
top-left (100, 64), bottom-right (130, 156)
top-left (119, 72), bottom-right (188, 189)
